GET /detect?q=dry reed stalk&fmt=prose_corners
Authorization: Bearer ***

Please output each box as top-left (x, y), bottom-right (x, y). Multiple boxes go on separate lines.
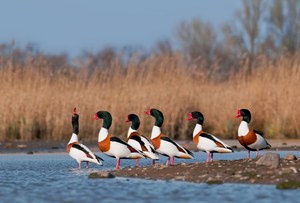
top-left (0, 54), bottom-right (299, 142)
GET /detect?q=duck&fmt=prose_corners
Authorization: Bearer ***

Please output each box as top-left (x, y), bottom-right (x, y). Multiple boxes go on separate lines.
top-left (236, 109), bottom-right (271, 159)
top-left (145, 108), bottom-right (193, 166)
top-left (187, 111), bottom-right (233, 162)
top-left (94, 111), bottom-right (145, 169)
top-left (126, 114), bottom-right (159, 166)
top-left (67, 108), bottom-right (103, 169)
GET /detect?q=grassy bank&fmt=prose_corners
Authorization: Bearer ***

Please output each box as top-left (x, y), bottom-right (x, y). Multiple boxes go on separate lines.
top-left (0, 54), bottom-right (299, 141)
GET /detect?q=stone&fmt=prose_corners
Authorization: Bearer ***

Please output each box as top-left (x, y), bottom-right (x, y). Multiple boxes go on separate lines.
top-left (256, 152), bottom-right (280, 168)
top-left (281, 167), bottom-right (298, 174)
top-left (276, 181), bottom-right (300, 190)
top-left (17, 144), bottom-right (27, 149)
top-left (290, 167), bottom-right (298, 174)
top-left (206, 180), bottom-right (223, 184)
top-left (173, 176), bottom-right (185, 181)
top-left (157, 164), bottom-right (167, 169)
top-left (285, 154), bottom-right (297, 161)
top-left (88, 172), bottom-right (115, 179)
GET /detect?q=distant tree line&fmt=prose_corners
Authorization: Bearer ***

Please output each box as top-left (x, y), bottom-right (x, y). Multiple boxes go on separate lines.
top-left (1, 0), bottom-right (299, 80)
top-left (176, 0), bottom-right (300, 79)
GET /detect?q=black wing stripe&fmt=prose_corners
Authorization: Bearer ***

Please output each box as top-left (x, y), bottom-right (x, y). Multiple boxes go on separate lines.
top-left (110, 137), bottom-right (128, 145)
top-left (254, 130), bottom-right (264, 137)
top-left (161, 137), bottom-right (178, 147)
top-left (200, 133), bottom-right (230, 149)
top-left (95, 154), bottom-right (104, 162)
top-left (150, 146), bottom-right (156, 153)
top-left (183, 147), bottom-right (194, 156)
top-left (140, 135), bottom-right (151, 143)
top-left (72, 144), bottom-right (93, 158)
top-left (254, 130), bottom-right (271, 148)
top-left (130, 135), bottom-right (146, 146)
top-left (110, 137), bottom-right (143, 154)
top-left (200, 133), bottom-right (218, 143)
top-left (140, 135), bottom-right (157, 153)
top-left (161, 137), bottom-right (193, 156)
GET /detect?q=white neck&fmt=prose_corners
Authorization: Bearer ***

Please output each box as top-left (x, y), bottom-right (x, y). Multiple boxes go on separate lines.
top-left (193, 124), bottom-right (203, 137)
top-left (98, 127), bottom-right (109, 142)
top-left (151, 126), bottom-right (161, 139)
top-left (127, 127), bottom-right (137, 137)
top-left (68, 133), bottom-right (78, 144)
top-left (238, 121), bottom-right (249, 136)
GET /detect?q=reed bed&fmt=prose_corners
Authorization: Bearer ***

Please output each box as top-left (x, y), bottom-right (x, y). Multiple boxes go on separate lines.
top-left (0, 54), bottom-right (299, 142)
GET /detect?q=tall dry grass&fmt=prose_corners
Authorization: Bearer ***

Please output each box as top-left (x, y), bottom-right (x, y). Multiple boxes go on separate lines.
top-left (0, 54), bottom-right (299, 142)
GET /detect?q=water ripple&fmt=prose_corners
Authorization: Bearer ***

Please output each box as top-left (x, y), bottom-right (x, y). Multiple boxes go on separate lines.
top-left (0, 151), bottom-right (299, 203)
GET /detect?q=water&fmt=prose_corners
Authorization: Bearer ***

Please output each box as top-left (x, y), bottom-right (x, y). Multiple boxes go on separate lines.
top-left (0, 151), bottom-right (299, 203)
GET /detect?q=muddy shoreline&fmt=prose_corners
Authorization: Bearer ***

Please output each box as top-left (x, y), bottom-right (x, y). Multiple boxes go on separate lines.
top-left (110, 156), bottom-right (300, 186)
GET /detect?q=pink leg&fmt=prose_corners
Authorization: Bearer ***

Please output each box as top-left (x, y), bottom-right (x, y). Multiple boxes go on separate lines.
top-left (135, 159), bottom-right (139, 167)
top-left (116, 159), bottom-right (120, 170)
top-left (211, 153), bottom-right (214, 162)
top-left (152, 160), bottom-right (156, 166)
top-left (86, 162), bottom-right (89, 169)
top-left (248, 150), bottom-right (251, 159)
top-left (256, 150), bottom-right (259, 158)
top-left (171, 157), bottom-right (175, 165)
top-left (78, 162), bottom-right (82, 169)
top-left (206, 153), bottom-right (210, 163)
top-left (166, 157), bottom-right (170, 166)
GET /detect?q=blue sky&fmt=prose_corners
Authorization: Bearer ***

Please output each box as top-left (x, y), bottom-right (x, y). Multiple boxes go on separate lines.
top-left (0, 0), bottom-right (241, 57)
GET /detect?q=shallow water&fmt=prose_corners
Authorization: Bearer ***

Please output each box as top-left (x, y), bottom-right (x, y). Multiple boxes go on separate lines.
top-left (0, 151), bottom-right (299, 203)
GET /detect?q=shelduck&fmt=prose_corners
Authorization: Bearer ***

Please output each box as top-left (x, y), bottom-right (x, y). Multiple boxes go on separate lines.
top-left (187, 111), bottom-right (233, 162)
top-left (67, 108), bottom-right (103, 169)
top-left (236, 109), bottom-right (271, 159)
top-left (126, 114), bottom-right (159, 166)
top-left (94, 111), bottom-right (145, 169)
top-left (145, 108), bottom-right (193, 166)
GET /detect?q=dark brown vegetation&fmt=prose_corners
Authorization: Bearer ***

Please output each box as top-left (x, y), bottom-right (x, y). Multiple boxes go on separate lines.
top-left (0, 0), bottom-right (300, 141)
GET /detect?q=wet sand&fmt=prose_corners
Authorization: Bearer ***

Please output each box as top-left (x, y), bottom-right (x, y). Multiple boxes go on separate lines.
top-left (109, 139), bottom-right (300, 186)
top-left (111, 156), bottom-right (300, 185)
